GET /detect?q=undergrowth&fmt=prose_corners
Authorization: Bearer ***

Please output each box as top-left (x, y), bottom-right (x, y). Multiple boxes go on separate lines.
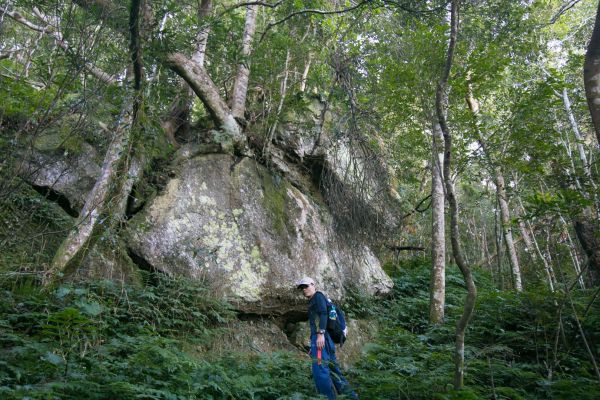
top-left (1, 259), bottom-right (599, 399)
top-left (349, 258), bottom-right (600, 399)
top-left (0, 276), bottom-right (315, 400)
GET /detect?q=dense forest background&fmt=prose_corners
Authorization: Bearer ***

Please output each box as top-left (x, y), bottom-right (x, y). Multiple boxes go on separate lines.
top-left (2, 0), bottom-right (600, 398)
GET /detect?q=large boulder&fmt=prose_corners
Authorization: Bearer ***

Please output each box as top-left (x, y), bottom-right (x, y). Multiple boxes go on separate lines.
top-left (127, 151), bottom-right (392, 313)
top-left (271, 95), bottom-right (401, 232)
top-left (17, 132), bottom-right (102, 215)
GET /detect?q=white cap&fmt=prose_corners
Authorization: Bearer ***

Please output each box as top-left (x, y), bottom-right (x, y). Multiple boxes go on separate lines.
top-left (295, 277), bottom-right (315, 288)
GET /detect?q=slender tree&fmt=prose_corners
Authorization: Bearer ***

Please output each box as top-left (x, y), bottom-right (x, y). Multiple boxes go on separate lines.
top-left (430, 120), bottom-right (446, 324)
top-left (466, 76), bottom-right (523, 291)
top-left (231, 4), bottom-right (259, 120)
top-left (436, 0), bottom-right (477, 389)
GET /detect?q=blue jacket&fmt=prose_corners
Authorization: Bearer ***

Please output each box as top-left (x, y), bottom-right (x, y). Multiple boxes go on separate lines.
top-left (308, 291), bottom-right (328, 336)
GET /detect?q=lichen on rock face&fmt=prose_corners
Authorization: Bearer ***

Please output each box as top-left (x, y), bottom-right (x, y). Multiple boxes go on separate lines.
top-left (127, 152), bottom-right (392, 312)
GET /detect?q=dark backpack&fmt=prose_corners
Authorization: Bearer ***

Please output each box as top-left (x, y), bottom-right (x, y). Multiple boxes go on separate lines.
top-left (322, 293), bottom-right (347, 345)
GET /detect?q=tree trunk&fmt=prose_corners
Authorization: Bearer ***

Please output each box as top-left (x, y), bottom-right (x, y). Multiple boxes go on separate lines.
top-left (573, 207), bottom-right (600, 285)
top-left (512, 175), bottom-right (535, 259)
top-left (47, 0), bottom-right (145, 283)
top-left (264, 49), bottom-right (291, 158)
top-left (562, 88), bottom-right (591, 179)
top-left (466, 75), bottom-right (522, 291)
top-left (300, 52), bottom-right (312, 92)
top-left (162, 0), bottom-right (212, 148)
top-left (436, 0), bottom-right (477, 390)
top-left (47, 115), bottom-right (132, 283)
top-left (191, 0), bottom-right (212, 67)
top-left (584, 0), bottom-right (600, 141)
top-left (559, 215), bottom-right (585, 289)
top-left (166, 53), bottom-right (244, 149)
top-left (495, 172), bottom-right (523, 291)
top-left (231, 4), bottom-right (258, 120)
top-left (430, 121), bottom-right (446, 325)
top-left (518, 216), bottom-right (534, 257)
top-left (519, 195), bottom-right (556, 292)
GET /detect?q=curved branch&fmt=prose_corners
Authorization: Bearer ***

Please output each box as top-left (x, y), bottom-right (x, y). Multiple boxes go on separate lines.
top-left (219, 0), bottom-right (283, 15)
top-left (401, 194), bottom-right (432, 219)
top-left (259, 0), bottom-right (374, 42)
top-left (166, 53), bottom-right (244, 148)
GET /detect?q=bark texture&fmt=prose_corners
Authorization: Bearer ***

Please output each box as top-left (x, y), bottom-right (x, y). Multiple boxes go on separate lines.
top-left (429, 121), bottom-right (446, 325)
top-left (231, 4), bottom-right (258, 120)
top-left (191, 0), bottom-right (212, 67)
top-left (585, 1), bottom-right (600, 142)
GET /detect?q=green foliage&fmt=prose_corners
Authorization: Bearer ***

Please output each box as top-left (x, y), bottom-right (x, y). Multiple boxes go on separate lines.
top-left (2, 259), bottom-right (600, 399)
top-left (0, 183), bottom-right (72, 274)
top-left (347, 259), bottom-right (600, 399)
top-left (0, 66), bottom-right (53, 120)
top-left (0, 276), bottom-right (323, 399)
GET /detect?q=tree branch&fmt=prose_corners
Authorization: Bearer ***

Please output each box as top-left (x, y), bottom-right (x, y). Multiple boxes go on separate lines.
top-left (219, 0), bottom-right (283, 16)
top-left (2, 7), bottom-right (118, 85)
top-left (401, 194), bottom-right (432, 219)
top-left (259, 0), bottom-right (374, 42)
top-left (382, 0), bottom-right (451, 14)
top-left (165, 53), bottom-right (244, 148)
top-left (550, 0), bottom-right (582, 24)
top-left (385, 245), bottom-right (425, 252)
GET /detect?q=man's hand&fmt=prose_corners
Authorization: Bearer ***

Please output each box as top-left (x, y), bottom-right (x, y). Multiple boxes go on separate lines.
top-left (316, 333), bottom-right (325, 350)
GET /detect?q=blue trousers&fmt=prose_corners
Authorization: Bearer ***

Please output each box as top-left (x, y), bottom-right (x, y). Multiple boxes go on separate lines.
top-left (310, 334), bottom-right (358, 399)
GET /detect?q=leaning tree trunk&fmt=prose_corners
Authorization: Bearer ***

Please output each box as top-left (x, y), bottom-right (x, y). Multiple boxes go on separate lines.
top-left (436, 0), bottom-right (477, 390)
top-left (166, 53), bottom-right (244, 150)
top-left (161, 0), bottom-right (213, 147)
top-left (430, 121), bottom-right (446, 325)
top-left (584, 0), bottom-right (600, 142)
top-left (47, 113), bottom-right (133, 283)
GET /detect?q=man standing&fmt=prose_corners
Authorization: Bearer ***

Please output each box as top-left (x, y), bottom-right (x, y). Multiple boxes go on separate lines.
top-left (296, 277), bottom-right (358, 399)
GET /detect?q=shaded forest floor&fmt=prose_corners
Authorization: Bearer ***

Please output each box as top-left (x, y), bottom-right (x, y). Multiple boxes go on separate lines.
top-left (1, 259), bottom-right (600, 399)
